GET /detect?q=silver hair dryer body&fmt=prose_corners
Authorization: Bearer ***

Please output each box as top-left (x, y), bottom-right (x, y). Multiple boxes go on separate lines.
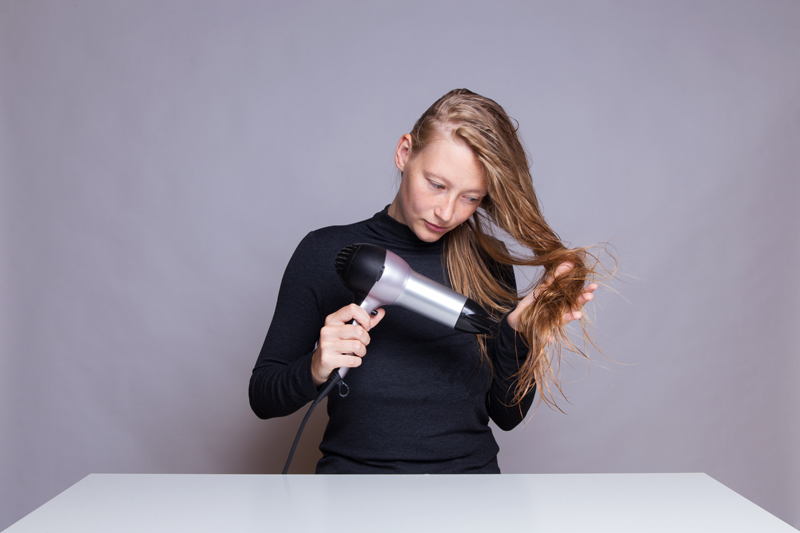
top-left (333, 243), bottom-right (498, 378)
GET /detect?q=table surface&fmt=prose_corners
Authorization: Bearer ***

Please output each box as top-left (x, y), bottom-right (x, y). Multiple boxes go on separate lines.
top-left (4, 473), bottom-right (797, 532)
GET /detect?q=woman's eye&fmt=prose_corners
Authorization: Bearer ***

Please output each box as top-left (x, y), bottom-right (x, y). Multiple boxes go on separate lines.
top-left (430, 182), bottom-right (445, 190)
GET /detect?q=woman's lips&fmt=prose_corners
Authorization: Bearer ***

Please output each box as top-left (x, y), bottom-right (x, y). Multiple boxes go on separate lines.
top-left (425, 221), bottom-right (447, 233)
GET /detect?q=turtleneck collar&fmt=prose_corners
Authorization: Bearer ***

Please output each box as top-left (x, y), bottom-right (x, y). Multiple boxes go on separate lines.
top-left (364, 205), bottom-right (444, 252)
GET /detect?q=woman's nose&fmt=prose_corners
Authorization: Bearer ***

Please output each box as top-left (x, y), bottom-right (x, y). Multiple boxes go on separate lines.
top-left (434, 196), bottom-right (456, 222)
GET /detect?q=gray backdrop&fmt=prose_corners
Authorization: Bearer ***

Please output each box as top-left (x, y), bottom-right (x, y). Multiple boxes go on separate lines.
top-left (1, 0), bottom-right (798, 529)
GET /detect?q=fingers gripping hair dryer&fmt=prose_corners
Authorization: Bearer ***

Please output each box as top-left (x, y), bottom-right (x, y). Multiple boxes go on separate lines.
top-left (334, 244), bottom-right (498, 381)
top-left (282, 243), bottom-right (498, 474)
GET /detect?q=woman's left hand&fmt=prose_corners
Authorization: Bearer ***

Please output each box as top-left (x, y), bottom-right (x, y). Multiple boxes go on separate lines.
top-left (507, 262), bottom-right (597, 340)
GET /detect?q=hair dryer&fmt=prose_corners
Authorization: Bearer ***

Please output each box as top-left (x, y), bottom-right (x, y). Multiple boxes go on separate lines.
top-left (333, 243), bottom-right (498, 379)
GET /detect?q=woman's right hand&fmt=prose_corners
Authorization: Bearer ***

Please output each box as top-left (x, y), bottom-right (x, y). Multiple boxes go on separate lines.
top-left (311, 304), bottom-right (386, 387)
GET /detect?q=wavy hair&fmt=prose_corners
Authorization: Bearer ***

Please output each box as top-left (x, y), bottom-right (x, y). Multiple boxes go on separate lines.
top-left (408, 88), bottom-right (608, 409)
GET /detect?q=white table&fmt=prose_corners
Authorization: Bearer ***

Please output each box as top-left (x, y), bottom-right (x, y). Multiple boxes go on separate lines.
top-left (4, 473), bottom-right (796, 532)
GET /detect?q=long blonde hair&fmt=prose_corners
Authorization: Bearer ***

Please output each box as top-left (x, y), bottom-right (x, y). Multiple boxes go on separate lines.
top-left (408, 89), bottom-right (605, 409)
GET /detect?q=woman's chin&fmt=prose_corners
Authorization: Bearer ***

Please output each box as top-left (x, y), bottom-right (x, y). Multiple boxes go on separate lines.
top-left (414, 227), bottom-right (447, 243)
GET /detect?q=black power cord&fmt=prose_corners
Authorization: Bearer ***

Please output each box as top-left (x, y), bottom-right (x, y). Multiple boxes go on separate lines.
top-left (282, 371), bottom-right (348, 474)
top-left (283, 314), bottom-right (365, 474)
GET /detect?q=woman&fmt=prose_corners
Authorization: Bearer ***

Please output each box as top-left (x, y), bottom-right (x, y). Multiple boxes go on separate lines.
top-left (250, 89), bottom-right (599, 474)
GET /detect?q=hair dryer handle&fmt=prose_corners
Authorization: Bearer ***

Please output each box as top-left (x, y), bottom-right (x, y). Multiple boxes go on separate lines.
top-left (335, 298), bottom-right (381, 380)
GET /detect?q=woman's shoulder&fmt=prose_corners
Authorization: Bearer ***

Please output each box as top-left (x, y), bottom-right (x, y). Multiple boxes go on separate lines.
top-left (291, 212), bottom-right (382, 264)
top-left (303, 213), bottom-right (377, 248)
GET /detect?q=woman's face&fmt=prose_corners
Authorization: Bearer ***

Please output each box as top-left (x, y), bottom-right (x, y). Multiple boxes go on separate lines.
top-left (388, 132), bottom-right (487, 243)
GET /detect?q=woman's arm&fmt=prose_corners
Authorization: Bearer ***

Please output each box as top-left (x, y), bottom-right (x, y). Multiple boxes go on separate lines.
top-left (485, 314), bottom-right (536, 430)
top-left (248, 233), bottom-right (329, 419)
top-left (484, 261), bottom-right (596, 430)
top-left (482, 260), bottom-right (535, 430)
top-left (248, 232), bottom-right (386, 419)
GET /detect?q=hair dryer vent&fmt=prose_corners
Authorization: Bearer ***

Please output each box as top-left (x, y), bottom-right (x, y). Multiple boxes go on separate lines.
top-left (334, 243), bottom-right (388, 302)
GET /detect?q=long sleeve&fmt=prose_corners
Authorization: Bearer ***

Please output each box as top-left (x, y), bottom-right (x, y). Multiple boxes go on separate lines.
top-left (249, 232), bottom-right (337, 419)
top-left (483, 261), bottom-right (536, 431)
top-left (485, 315), bottom-right (535, 430)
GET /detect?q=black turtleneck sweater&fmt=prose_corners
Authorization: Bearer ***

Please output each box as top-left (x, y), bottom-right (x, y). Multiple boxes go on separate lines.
top-left (249, 207), bottom-right (535, 473)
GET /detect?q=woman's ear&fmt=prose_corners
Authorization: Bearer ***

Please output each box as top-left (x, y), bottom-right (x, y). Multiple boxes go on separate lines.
top-left (394, 134), bottom-right (413, 172)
